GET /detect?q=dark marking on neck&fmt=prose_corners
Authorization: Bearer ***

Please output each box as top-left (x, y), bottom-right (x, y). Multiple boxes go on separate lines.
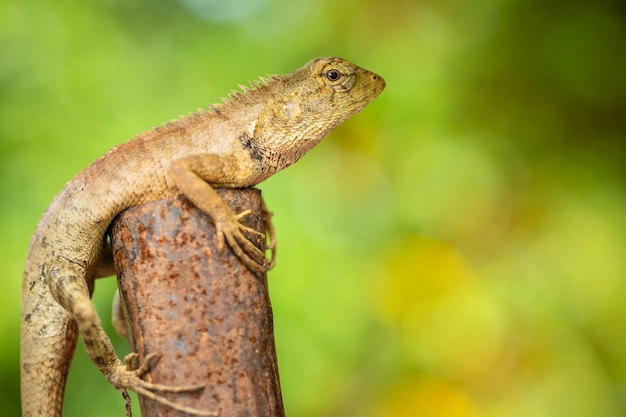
top-left (240, 133), bottom-right (263, 162)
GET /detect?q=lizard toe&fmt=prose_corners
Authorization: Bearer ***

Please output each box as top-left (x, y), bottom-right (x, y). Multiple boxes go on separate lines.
top-left (109, 360), bottom-right (216, 416)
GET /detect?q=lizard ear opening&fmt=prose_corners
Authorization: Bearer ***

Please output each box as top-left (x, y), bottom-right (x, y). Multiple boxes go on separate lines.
top-left (282, 100), bottom-right (301, 119)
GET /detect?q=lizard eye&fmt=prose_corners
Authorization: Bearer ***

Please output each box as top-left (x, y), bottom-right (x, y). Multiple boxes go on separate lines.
top-left (326, 69), bottom-right (340, 81)
top-left (320, 61), bottom-right (356, 91)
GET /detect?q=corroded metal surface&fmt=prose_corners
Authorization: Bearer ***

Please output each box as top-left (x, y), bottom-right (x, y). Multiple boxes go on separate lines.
top-left (111, 189), bottom-right (284, 417)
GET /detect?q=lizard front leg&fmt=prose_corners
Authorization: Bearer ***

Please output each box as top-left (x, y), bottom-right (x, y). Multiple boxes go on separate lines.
top-left (47, 261), bottom-right (216, 416)
top-left (169, 154), bottom-right (273, 275)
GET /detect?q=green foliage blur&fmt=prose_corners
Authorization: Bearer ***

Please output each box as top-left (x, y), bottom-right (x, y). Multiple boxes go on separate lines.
top-left (2, 0), bottom-right (625, 415)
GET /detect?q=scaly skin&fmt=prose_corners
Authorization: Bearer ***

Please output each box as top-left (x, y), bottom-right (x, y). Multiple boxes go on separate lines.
top-left (21, 57), bottom-right (385, 416)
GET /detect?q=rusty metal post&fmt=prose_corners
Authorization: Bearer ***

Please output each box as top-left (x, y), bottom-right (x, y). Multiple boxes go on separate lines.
top-left (110, 189), bottom-right (284, 417)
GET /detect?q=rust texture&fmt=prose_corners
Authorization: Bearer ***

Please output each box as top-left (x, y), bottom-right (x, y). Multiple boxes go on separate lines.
top-left (110, 189), bottom-right (284, 417)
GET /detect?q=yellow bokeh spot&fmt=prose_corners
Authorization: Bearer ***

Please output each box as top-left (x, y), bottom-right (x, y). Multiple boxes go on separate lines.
top-left (368, 376), bottom-right (482, 417)
top-left (374, 235), bottom-right (472, 320)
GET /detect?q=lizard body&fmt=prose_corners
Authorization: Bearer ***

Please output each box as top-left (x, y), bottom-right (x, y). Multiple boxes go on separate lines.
top-left (21, 57), bottom-right (385, 416)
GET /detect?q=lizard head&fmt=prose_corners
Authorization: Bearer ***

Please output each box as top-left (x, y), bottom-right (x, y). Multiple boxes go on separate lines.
top-left (254, 57), bottom-right (385, 166)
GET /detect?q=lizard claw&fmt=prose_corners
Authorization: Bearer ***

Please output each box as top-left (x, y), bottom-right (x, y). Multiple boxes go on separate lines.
top-left (124, 352), bottom-right (160, 377)
top-left (215, 209), bottom-right (273, 275)
top-left (261, 200), bottom-right (277, 270)
top-left (110, 353), bottom-right (218, 416)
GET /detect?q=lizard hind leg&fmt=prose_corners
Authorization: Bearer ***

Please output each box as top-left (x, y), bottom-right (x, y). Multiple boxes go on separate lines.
top-left (47, 263), bottom-right (216, 416)
top-left (112, 289), bottom-right (129, 338)
top-left (261, 196), bottom-right (277, 269)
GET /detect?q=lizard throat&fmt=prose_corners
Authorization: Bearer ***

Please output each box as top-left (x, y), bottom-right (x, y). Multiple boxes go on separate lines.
top-left (238, 132), bottom-right (320, 180)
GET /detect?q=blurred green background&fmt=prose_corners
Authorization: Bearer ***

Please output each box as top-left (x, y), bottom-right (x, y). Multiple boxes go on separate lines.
top-left (2, 0), bottom-right (626, 415)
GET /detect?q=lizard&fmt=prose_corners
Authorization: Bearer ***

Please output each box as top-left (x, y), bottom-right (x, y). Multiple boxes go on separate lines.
top-left (21, 56), bottom-right (385, 417)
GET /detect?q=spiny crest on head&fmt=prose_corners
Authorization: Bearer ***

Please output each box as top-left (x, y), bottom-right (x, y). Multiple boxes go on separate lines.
top-left (221, 74), bottom-right (279, 105)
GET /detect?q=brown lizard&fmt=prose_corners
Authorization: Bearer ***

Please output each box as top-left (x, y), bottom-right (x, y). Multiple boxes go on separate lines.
top-left (21, 56), bottom-right (385, 416)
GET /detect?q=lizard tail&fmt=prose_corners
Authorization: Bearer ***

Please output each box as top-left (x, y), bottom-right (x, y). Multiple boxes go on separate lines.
top-left (21, 286), bottom-right (78, 417)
